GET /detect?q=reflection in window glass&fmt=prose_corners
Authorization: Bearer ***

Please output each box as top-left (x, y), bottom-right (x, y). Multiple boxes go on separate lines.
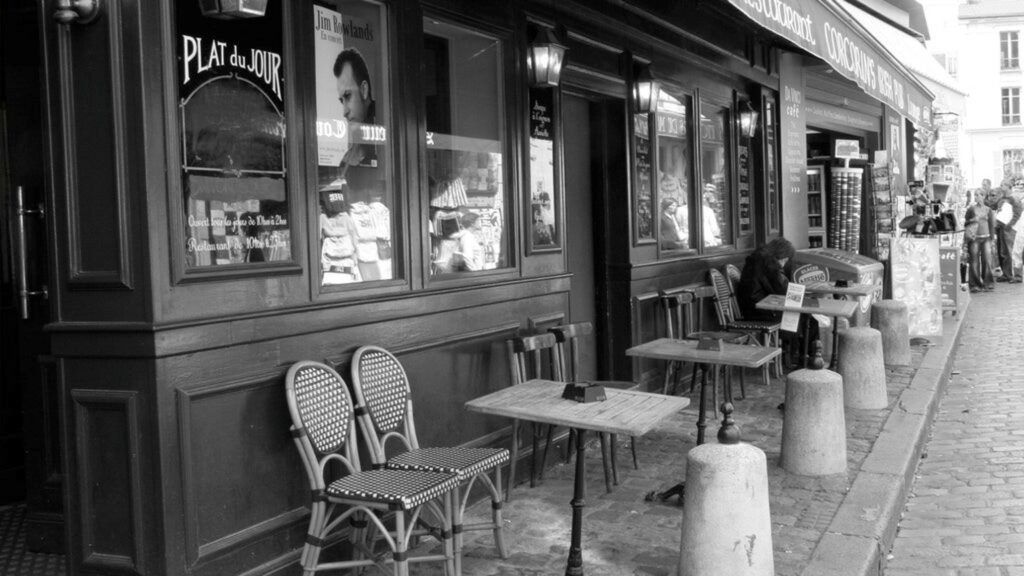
top-left (699, 104), bottom-right (731, 248)
top-left (314, 0), bottom-right (395, 287)
top-left (656, 91), bottom-right (693, 252)
top-left (177, 3), bottom-right (291, 268)
top-left (424, 19), bottom-right (507, 275)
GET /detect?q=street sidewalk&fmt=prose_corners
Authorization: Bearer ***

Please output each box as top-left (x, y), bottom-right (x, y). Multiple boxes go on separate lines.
top-left (432, 306), bottom-right (967, 576)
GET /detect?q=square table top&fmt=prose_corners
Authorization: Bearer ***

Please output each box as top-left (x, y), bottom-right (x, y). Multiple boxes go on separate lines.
top-left (755, 294), bottom-right (858, 317)
top-left (625, 337), bottom-right (781, 368)
top-left (801, 280), bottom-right (878, 298)
top-left (464, 379), bottom-right (690, 437)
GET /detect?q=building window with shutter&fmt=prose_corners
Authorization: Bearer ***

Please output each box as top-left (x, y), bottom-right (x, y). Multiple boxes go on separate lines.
top-left (1003, 87), bottom-right (1021, 126)
top-left (1001, 31), bottom-right (1019, 70)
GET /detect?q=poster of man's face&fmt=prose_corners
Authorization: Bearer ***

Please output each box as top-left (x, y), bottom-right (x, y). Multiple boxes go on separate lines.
top-left (335, 56), bottom-right (370, 124)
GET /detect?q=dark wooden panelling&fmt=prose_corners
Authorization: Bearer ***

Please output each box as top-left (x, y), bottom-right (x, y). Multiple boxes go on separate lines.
top-left (176, 377), bottom-right (307, 570)
top-left (71, 389), bottom-right (144, 575)
top-left (58, 0), bottom-right (132, 290)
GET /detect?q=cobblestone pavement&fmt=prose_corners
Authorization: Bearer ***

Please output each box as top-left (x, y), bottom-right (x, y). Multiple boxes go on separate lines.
top-left (887, 285), bottom-right (1024, 576)
top-left (406, 339), bottom-right (929, 575)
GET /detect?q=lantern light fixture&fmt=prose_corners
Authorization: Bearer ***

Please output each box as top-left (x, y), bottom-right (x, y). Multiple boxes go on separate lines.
top-left (739, 100), bottom-right (760, 139)
top-left (199, 0), bottom-right (269, 19)
top-left (632, 64), bottom-right (661, 114)
top-left (527, 26), bottom-right (568, 88)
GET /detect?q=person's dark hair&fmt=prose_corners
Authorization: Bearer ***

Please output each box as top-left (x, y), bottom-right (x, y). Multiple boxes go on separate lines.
top-left (333, 48), bottom-right (372, 100)
top-left (764, 237), bottom-right (795, 261)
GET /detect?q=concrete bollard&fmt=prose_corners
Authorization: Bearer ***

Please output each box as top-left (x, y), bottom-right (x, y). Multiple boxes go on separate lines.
top-left (870, 300), bottom-right (911, 367)
top-left (837, 327), bottom-right (888, 409)
top-left (679, 407), bottom-right (774, 576)
top-left (781, 347), bottom-right (847, 476)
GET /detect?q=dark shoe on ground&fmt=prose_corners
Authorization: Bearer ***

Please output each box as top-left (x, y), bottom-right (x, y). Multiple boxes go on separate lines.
top-left (984, 286), bottom-right (996, 291)
top-left (998, 276), bottom-right (1011, 282)
top-left (970, 287), bottom-right (982, 293)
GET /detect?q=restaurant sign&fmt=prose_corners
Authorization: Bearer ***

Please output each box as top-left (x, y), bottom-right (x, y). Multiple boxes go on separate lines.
top-left (726, 0), bottom-right (931, 126)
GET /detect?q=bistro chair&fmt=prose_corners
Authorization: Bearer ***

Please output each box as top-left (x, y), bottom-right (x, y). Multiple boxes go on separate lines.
top-left (723, 263), bottom-right (784, 378)
top-left (660, 287), bottom-right (749, 400)
top-left (349, 345), bottom-right (510, 575)
top-left (285, 360), bottom-right (458, 576)
top-left (549, 321), bottom-right (640, 490)
top-left (710, 267), bottom-right (783, 385)
top-left (505, 332), bottom-right (564, 498)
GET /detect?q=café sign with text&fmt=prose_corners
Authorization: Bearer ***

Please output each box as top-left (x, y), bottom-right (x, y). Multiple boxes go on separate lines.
top-left (727, 0), bottom-right (932, 126)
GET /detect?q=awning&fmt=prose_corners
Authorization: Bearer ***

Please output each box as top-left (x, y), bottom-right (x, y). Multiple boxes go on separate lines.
top-left (725, 0), bottom-right (933, 126)
top-left (838, 1), bottom-right (964, 98)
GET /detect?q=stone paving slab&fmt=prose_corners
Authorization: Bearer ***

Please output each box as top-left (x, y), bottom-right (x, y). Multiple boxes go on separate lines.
top-left (405, 307), bottom-right (966, 575)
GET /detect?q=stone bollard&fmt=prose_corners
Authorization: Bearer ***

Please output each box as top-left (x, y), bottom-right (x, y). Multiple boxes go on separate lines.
top-left (780, 344), bottom-right (847, 476)
top-left (679, 405), bottom-right (774, 576)
top-left (837, 326), bottom-right (888, 409)
top-left (870, 299), bottom-right (911, 367)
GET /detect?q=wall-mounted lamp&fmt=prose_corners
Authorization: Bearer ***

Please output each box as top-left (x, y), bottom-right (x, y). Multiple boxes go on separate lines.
top-left (739, 101), bottom-right (760, 139)
top-left (632, 64), bottom-right (661, 114)
top-left (53, 0), bottom-right (101, 25)
top-left (199, 0), bottom-right (269, 19)
top-left (527, 26), bottom-right (568, 88)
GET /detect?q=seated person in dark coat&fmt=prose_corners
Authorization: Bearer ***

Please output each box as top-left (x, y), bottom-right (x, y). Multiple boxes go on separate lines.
top-left (737, 237), bottom-right (794, 321)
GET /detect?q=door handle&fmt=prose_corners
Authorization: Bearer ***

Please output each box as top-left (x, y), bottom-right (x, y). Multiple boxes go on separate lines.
top-left (14, 186), bottom-right (49, 320)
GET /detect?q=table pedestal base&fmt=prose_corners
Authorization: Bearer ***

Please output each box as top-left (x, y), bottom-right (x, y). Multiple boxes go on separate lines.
top-left (565, 428), bottom-right (586, 576)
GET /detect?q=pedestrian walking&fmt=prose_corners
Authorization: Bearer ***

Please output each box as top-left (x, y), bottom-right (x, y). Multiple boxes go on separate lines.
top-left (965, 190), bottom-right (997, 292)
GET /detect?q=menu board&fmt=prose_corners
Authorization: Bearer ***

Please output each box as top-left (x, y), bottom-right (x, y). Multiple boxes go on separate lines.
top-left (177, 2), bottom-right (291, 268)
top-left (529, 88), bottom-right (558, 251)
top-left (890, 237), bottom-right (943, 336)
top-left (738, 143), bottom-right (751, 234)
top-left (779, 53), bottom-right (808, 245)
top-left (633, 113), bottom-right (654, 243)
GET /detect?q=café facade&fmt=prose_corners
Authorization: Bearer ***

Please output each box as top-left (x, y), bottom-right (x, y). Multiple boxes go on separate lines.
top-left (0, 0), bottom-right (933, 574)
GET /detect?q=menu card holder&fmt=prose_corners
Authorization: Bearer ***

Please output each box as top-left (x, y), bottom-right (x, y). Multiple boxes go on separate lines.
top-left (561, 382), bottom-right (607, 403)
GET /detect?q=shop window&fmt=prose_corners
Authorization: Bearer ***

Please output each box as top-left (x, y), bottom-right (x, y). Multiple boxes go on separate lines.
top-left (528, 87), bottom-right (560, 252)
top-left (423, 18), bottom-right (508, 276)
top-left (632, 112), bottom-right (655, 244)
top-left (1003, 87), bottom-right (1021, 126)
top-left (1001, 31), bottom-right (1019, 70)
top-left (698, 101), bottom-right (732, 249)
top-left (313, 0), bottom-right (396, 287)
top-left (655, 90), bottom-right (695, 253)
top-left (176, 3), bottom-right (292, 271)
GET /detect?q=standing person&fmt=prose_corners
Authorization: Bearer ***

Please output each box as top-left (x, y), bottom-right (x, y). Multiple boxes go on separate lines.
top-left (965, 191), bottom-right (997, 293)
top-left (995, 186), bottom-right (1022, 282)
top-left (659, 198), bottom-right (685, 250)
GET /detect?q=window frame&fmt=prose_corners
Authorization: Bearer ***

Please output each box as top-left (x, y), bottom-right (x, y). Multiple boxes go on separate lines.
top-left (1001, 31), bottom-right (1019, 71)
top-left (695, 92), bottom-right (737, 253)
top-left (653, 85), bottom-right (699, 258)
top-left (169, 0), bottom-right (303, 284)
top-left (418, 11), bottom-right (520, 287)
top-left (1003, 87), bottom-right (1021, 126)
top-left (304, 0), bottom-right (410, 300)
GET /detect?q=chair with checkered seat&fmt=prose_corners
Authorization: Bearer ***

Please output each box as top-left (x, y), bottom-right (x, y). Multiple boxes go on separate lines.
top-left (350, 346), bottom-right (509, 575)
top-left (549, 321), bottom-right (640, 490)
top-left (711, 266), bottom-right (783, 385)
top-left (285, 360), bottom-right (458, 576)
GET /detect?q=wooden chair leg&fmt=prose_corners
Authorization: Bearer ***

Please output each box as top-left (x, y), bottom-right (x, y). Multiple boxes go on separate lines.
top-left (599, 433), bottom-right (613, 493)
top-left (610, 433), bottom-right (620, 486)
top-left (630, 436), bottom-right (639, 470)
top-left (539, 424), bottom-right (555, 481)
top-left (529, 423), bottom-right (539, 488)
top-left (507, 420), bottom-right (519, 502)
top-left (689, 362), bottom-right (699, 393)
top-left (565, 429), bottom-right (575, 464)
top-left (662, 360), bottom-right (675, 395)
top-left (738, 366), bottom-right (746, 399)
